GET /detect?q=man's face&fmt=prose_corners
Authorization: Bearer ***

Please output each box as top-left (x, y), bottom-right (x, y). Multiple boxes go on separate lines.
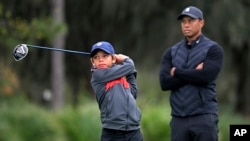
top-left (180, 16), bottom-right (204, 40)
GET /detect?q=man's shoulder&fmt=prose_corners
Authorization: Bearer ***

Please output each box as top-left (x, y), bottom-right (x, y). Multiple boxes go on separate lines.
top-left (173, 39), bottom-right (186, 47)
top-left (200, 35), bottom-right (224, 53)
top-left (161, 39), bottom-right (184, 52)
top-left (201, 35), bottom-right (219, 46)
top-left (166, 39), bottom-right (185, 53)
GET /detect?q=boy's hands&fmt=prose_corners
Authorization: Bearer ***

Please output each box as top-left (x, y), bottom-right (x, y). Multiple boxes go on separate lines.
top-left (115, 54), bottom-right (129, 64)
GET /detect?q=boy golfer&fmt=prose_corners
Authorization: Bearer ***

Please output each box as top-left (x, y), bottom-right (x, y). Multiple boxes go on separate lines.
top-left (90, 41), bottom-right (143, 141)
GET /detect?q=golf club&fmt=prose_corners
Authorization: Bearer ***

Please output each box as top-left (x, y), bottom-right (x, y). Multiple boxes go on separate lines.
top-left (13, 44), bottom-right (90, 61)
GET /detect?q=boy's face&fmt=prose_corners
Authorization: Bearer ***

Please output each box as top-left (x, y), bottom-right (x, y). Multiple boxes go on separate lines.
top-left (90, 50), bottom-right (115, 69)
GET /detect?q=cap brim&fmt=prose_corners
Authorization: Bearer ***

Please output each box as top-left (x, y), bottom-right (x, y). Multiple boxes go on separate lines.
top-left (177, 13), bottom-right (199, 20)
top-left (90, 47), bottom-right (112, 57)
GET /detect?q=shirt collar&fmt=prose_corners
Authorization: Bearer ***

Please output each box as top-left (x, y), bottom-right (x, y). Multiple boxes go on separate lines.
top-left (185, 34), bottom-right (203, 48)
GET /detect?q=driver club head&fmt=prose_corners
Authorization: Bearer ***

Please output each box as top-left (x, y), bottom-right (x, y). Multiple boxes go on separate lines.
top-left (13, 44), bottom-right (29, 61)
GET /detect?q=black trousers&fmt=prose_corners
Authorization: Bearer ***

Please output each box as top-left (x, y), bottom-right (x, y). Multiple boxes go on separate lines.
top-left (101, 128), bottom-right (143, 141)
top-left (170, 114), bottom-right (218, 141)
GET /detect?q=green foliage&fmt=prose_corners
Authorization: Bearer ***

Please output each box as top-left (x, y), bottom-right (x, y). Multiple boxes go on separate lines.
top-left (218, 105), bottom-right (249, 141)
top-left (0, 95), bottom-right (249, 141)
top-left (0, 15), bottom-right (66, 49)
top-left (0, 1), bottom-right (67, 58)
top-left (141, 104), bottom-right (171, 141)
top-left (137, 68), bottom-right (172, 141)
top-left (0, 96), bottom-right (64, 141)
top-left (0, 62), bottom-right (19, 95)
top-left (137, 68), bottom-right (168, 104)
top-left (57, 103), bottom-right (101, 141)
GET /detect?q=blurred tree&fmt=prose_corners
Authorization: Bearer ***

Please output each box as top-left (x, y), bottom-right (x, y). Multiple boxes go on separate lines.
top-left (230, 1), bottom-right (250, 116)
top-left (0, 0), bottom-right (59, 106)
top-left (51, 0), bottom-right (67, 110)
top-left (204, 0), bottom-right (250, 116)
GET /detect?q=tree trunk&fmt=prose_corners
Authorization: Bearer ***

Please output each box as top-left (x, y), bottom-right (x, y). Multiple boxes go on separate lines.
top-left (233, 43), bottom-right (250, 116)
top-left (51, 0), bottom-right (66, 110)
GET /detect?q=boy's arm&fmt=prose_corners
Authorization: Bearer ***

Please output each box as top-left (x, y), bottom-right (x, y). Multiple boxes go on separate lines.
top-left (117, 54), bottom-right (138, 99)
top-left (126, 72), bottom-right (138, 99)
top-left (92, 54), bottom-right (136, 83)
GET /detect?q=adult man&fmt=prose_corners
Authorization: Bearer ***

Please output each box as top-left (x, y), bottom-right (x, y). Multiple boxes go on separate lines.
top-left (159, 6), bottom-right (224, 141)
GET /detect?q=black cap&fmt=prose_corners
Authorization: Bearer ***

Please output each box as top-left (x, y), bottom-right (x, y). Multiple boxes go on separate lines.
top-left (177, 6), bottom-right (203, 20)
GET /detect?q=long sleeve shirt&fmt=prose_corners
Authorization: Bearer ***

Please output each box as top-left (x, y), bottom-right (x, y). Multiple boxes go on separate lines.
top-left (159, 34), bottom-right (224, 116)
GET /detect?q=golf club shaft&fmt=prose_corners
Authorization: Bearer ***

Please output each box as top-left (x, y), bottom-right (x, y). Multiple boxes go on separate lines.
top-left (26, 44), bottom-right (90, 55)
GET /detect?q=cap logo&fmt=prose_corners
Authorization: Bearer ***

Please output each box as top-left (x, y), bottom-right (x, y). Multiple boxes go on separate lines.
top-left (185, 8), bottom-right (190, 12)
top-left (96, 42), bottom-right (103, 46)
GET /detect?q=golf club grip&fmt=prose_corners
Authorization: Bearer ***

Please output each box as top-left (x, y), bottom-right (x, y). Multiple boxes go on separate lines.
top-left (26, 45), bottom-right (90, 55)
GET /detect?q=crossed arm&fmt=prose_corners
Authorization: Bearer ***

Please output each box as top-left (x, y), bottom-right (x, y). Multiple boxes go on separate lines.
top-left (159, 45), bottom-right (224, 91)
